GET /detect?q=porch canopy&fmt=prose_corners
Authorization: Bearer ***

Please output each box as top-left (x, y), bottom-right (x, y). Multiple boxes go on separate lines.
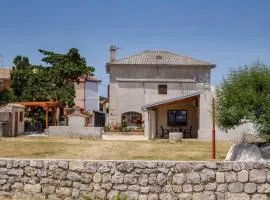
top-left (142, 93), bottom-right (200, 139)
top-left (20, 101), bottom-right (59, 129)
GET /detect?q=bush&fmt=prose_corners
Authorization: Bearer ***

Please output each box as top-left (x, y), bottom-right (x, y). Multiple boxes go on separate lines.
top-left (216, 62), bottom-right (270, 141)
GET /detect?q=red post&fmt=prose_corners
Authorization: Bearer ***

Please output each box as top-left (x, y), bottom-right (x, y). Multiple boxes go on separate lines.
top-left (212, 98), bottom-right (216, 159)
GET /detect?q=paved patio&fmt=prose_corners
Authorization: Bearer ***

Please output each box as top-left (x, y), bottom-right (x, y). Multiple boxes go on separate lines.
top-left (102, 134), bottom-right (147, 141)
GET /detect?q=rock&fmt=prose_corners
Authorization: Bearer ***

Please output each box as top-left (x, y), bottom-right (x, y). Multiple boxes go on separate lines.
top-left (128, 185), bottom-right (140, 191)
top-left (7, 169), bottom-right (23, 176)
top-left (55, 187), bottom-right (71, 198)
top-left (107, 190), bottom-right (119, 200)
top-left (178, 193), bottom-right (192, 200)
top-left (204, 191), bottom-right (216, 200)
top-left (238, 170), bottom-right (249, 182)
top-left (228, 182), bottom-right (244, 193)
top-left (257, 183), bottom-right (270, 193)
top-left (124, 174), bottom-right (137, 184)
top-left (42, 185), bottom-right (56, 195)
top-left (234, 144), bottom-right (262, 161)
top-left (149, 185), bottom-right (162, 193)
top-left (138, 195), bottom-right (147, 200)
top-left (182, 184), bottom-right (192, 192)
top-left (226, 193), bottom-right (250, 200)
top-left (216, 172), bottom-right (225, 183)
top-left (205, 183), bottom-right (216, 191)
top-left (11, 182), bottom-right (23, 191)
top-left (159, 193), bottom-right (177, 200)
top-left (172, 185), bottom-right (182, 193)
top-left (67, 171), bottom-right (81, 181)
top-left (157, 173), bottom-right (166, 186)
top-left (244, 183), bottom-right (257, 194)
top-left (93, 172), bottom-right (102, 183)
top-left (249, 169), bottom-right (266, 183)
top-left (251, 194), bottom-right (268, 200)
top-left (169, 132), bottom-right (183, 142)
top-left (200, 169), bottom-right (215, 183)
top-left (84, 162), bottom-right (97, 173)
top-left (113, 184), bottom-right (128, 191)
top-left (216, 184), bottom-right (227, 192)
top-left (193, 184), bottom-right (204, 192)
top-left (69, 161), bottom-right (84, 171)
top-left (148, 193), bottom-right (158, 200)
top-left (125, 191), bottom-right (138, 200)
top-left (172, 173), bottom-right (185, 185)
top-left (244, 133), bottom-right (266, 144)
top-left (186, 172), bottom-right (200, 184)
top-left (24, 184), bottom-right (41, 194)
top-left (218, 163), bottom-right (233, 171)
top-left (81, 173), bottom-right (92, 183)
top-left (112, 171), bottom-right (124, 184)
top-left (93, 190), bottom-right (106, 200)
top-left (139, 174), bottom-right (148, 186)
top-left (224, 172), bottom-right (237, 183)
top-left (140, 186), bottom-right (150, 194)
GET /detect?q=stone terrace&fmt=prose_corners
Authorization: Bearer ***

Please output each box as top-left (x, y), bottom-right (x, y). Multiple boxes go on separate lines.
top-left (0, 159), bottom-right (270, 199)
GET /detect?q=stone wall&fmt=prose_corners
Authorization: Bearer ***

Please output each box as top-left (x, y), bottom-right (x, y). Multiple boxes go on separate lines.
top-left (48, 126), bottom-right (102, 139)
top-left (0, 159), bottom-right (270, 200)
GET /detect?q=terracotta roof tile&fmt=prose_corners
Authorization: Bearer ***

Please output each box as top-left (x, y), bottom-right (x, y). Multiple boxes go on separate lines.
top-left (111, 50), bottom-right (215, 67)
top-left (0, 68), bottom-right (11, 79)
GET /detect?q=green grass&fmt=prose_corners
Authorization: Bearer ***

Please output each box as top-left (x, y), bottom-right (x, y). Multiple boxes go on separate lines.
top-left (0, 136), bottom-right (231, 161)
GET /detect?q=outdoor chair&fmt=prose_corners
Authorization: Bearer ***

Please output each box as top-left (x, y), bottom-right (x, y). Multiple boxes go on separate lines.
top-left (183, 125), bottom-right (193, 138)
top-left (160, 125), bottom-right (169, 139)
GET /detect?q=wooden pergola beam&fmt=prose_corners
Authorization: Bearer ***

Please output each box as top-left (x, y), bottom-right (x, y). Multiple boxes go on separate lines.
top-left (19, 101), bottom-right (59, 129)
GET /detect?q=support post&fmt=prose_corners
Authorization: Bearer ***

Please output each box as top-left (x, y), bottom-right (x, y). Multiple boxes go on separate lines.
top-left (212, 98), bottom-right (216, 159)
top-left (45, 107), bottom-right (49, 129)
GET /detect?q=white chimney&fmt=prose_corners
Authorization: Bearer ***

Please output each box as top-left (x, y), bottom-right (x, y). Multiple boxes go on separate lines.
top-left (110, 45), bottom-right (117, 62)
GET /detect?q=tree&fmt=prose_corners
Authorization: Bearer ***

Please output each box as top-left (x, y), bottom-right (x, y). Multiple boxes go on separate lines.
top-left (216, 61), bottom-right (270, 141)
top-left (10, 48), bottom-right (95, 107)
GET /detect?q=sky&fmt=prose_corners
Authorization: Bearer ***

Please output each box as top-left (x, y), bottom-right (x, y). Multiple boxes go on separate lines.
top-left (0, 0), bottom-right (270, 97)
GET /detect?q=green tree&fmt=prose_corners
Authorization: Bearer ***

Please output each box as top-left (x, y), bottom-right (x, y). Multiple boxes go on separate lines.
top-left (10, 48), bottom-right (94, 107)
top-left (216, 62), bottom-right (270, 141)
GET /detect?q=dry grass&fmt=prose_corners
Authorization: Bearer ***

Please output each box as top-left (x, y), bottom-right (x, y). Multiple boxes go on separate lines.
top-left (0, 136), bottom-right (232, 161)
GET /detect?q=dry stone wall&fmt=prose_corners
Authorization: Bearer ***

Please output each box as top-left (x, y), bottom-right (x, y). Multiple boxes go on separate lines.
top-left (0, 159), bottom-right (270, 200)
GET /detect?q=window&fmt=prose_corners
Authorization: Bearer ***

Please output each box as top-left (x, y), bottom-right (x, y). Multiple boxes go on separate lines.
top-left (19, 111), bottom-right (23, 122)
top-left (167, 110), bottom-right (187, 126)
top-left (121, 112), bottom-right (142, 127)
top-left (158, 85), bottom-right (167, 94)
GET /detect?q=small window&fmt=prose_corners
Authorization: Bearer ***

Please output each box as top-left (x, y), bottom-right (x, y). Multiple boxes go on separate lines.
top-left (158, 85), bottom-right (167, 94)
top-left (19, 111), bottom-right (23, 122)
top-left (167, 110), bottom-right (187, 126)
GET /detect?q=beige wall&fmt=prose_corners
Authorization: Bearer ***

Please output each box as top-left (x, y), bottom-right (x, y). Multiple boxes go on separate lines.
top-left (109, 65), bottom-right (211, 125)
top-left (155, 100), bottom-right (199, 138)
top-left (11, 106), bottom-right (24, 136)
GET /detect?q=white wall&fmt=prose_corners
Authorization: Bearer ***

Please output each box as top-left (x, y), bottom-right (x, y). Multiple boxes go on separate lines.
top-left (85, 81), bottom-right (99, 111)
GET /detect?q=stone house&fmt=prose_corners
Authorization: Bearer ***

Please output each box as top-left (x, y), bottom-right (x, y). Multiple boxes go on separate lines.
top-left (106, 46), bottom-right (249, 140)
top-left (0, 103), bottom-right (25, 137)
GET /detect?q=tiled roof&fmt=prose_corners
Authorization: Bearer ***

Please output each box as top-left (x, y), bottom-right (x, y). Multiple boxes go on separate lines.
top-left (0, 68), bottom-right (11, 79)
top-left (79, 76), bottom-right (101, 82)
top-left (111, 50), bottom-right (215, 67)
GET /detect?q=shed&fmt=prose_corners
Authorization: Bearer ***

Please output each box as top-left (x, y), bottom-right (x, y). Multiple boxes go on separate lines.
top-left (0, 103), bottom-right (25, 137)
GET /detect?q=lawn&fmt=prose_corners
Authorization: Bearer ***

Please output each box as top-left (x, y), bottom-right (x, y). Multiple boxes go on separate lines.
top-left (0, 136), bottom-right (232, 161)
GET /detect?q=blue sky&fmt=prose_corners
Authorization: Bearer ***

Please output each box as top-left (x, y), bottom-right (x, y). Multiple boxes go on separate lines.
top-left (0, 0), bottom-right (269, 97)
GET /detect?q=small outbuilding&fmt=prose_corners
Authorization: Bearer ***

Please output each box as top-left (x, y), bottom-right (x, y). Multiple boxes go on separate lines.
top-left (0, 103), bottom-right (25, 137)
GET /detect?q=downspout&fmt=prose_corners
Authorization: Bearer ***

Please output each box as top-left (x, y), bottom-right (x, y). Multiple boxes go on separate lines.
top-left (84, 81), bottom-right (86, 109)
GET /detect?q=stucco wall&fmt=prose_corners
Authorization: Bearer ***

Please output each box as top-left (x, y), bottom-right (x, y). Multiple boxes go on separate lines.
top-left (0, 159), bottom-right (270, 200)
top-left (48, 126), bottom-right (102, 138)
top-left (85, 81), bottom-right (99, 111)
top-left (109, 65), bottom-right (210, 125)
top-left (156, 102), bottom-right (199, 138)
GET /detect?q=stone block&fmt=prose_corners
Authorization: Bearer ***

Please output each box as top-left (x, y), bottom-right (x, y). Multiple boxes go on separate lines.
top-left (216, 172), bottom-right (225, 183)
top-left (251, 194), bottom-right (267, 200)
top-left (228, 182), bottom-right (244, 193)
top-left (69, 161), bottom-right (84, 171)
top-left (93, 172), bottom-right (102, 183)
top-left (224, 172), bottom-right (237, 183)
top-left (257, 183), bottom-right (270, 193)
top-left (225, 192), bottom-right (250, 200)
top-left (244, 183), bottom-right (257, 194)
top-left (200, 169), bottom-right (215, 183)
top-left (186, 172), bottom-right (200, 184)
top-left (172, 173), bottom-right (185, 185)
top-left (24, 184), bottom-right (41, 194)
top-left (169, 132), bottom-right (183, 142)
top-left (249, 169), bottom-right (266, 183)
top-left (238, 170), bottom-right (249, 182)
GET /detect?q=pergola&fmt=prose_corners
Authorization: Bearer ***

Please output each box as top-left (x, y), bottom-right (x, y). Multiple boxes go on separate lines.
top-left (20, 101), bottom-right (59, 129)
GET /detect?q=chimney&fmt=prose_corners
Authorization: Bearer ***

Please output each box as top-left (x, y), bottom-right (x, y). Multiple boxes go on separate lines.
top-left (110, 45), bottom-right (117, 62)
